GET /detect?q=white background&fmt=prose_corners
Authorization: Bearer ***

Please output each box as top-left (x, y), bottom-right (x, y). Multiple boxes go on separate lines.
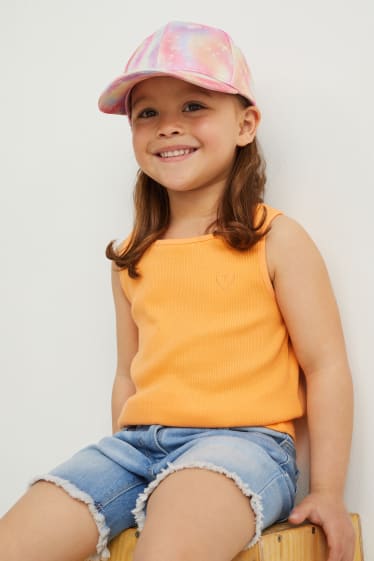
top-left (0, 0), bottom-right (372, 558)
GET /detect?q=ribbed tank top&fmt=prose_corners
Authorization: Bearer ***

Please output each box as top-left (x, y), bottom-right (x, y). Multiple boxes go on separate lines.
top-left (117, 204), bottom-right (305, 438)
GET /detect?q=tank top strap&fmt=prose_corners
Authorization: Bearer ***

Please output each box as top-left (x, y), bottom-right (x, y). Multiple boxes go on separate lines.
top-left (254, 203), bottom-right (283, 234)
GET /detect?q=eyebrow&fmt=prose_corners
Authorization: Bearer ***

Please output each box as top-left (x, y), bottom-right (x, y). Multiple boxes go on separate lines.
top-left (131, 86), bottom-right (214, 111)
top-left (131, 96), bottom-right (148, 111)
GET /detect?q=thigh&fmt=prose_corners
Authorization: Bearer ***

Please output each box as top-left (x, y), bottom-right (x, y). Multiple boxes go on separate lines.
top-left (0, 480), bottom-right (100, 561)
top-left (169, 428), bottom-right (298, 529)
top-left (134, 427), bottom-right (297, 549)
top-left (29, 432), bottom-right (152, 558)
top-left (133, 466), bottom-right (256, 561)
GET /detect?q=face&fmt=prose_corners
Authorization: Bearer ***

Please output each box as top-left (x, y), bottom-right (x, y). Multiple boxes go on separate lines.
top-left (129, 76), bottom-right (260, 196)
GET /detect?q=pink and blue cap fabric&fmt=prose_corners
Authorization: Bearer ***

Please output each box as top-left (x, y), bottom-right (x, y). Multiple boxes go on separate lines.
top-left (98, 21), bottom-right (257, 115)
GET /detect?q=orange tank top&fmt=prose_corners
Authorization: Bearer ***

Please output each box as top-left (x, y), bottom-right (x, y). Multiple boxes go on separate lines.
top-left (117, 204), bottom-right (305, 439)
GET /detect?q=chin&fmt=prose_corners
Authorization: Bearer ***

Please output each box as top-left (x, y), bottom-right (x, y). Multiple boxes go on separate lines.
top-left (164, 183), bottom-right (201, 192)
top-left (155, 178), bottom-right (197, 191)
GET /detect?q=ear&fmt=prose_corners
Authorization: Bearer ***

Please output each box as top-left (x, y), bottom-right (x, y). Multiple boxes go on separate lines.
top-left (237, 106), bottom-right (261, 147)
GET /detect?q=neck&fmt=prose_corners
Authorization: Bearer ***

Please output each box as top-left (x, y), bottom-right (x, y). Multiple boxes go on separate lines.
top-left (165, 184), bottom-right (223, 233)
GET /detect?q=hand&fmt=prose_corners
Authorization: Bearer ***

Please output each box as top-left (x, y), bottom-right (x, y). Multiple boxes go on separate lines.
top-left (288, 492), bottom-right (355, 561)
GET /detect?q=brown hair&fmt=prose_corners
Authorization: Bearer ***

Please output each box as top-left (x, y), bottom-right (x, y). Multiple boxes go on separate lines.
top-left (106, 134), bottom-right (268, 279)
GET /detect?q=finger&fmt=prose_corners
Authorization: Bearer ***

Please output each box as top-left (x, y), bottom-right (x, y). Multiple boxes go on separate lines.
top-left (326, 541), bottom-right (344, 561)
top-left (288, 504), bottom-right (310, 524)
top-left (288, 511), bottom-right (305, 524)
top-left (326, 519), bottom-right (356, 561)
top-left (343, 541), bottom-right (356, 561)
top-left (341, 527), bottom-right (356, 561)
top-left (325, 524), bottom-right (354, 561)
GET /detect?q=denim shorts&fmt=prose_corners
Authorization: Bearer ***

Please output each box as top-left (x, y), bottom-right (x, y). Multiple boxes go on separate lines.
top-left (29, 425), bottom-right (299, 561)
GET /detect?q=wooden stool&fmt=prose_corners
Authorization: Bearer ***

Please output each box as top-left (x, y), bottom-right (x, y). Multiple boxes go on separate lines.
top-left (109, 513), bottom-right (363, 561)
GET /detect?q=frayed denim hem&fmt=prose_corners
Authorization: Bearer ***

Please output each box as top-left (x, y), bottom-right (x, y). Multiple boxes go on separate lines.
top-left (131, 460), bottom-right (264, 550)
top-left (29, 474), bottom-right (111, 561)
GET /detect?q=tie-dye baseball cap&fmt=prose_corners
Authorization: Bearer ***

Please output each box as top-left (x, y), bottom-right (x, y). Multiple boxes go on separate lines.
top-left (98, 21), bottom-right (256, 115)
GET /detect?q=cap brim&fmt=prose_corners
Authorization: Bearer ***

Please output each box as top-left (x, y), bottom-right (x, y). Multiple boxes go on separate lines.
top-left (98, 70), bottom-right (255, 115)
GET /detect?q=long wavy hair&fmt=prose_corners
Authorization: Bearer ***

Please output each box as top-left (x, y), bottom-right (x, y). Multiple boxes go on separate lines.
top-left (106, 107), bottom-right (268, 279)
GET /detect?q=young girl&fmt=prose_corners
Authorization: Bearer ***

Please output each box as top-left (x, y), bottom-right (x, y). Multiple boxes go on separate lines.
top-left (1, 21), bottom-right (355, 561)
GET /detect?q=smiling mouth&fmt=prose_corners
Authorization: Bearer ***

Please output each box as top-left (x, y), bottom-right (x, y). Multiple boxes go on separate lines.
top-left (157, 148), bottom-right (197, 158)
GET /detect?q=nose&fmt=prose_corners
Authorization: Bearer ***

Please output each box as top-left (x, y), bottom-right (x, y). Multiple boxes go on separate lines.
top-left (157, 114), bottom-right (184, 138)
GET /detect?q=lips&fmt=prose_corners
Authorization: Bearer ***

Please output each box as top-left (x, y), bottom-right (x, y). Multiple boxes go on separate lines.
top-left (155, 146), bottom-right (198, 158)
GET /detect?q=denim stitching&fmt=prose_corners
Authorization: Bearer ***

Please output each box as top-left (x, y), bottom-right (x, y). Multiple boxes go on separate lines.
top-left (100, 479), bottom-right (146, 509)
top-left (153, 425), bottom-right (170, 455)
top-left (257, 471), bottom-right (295, 514)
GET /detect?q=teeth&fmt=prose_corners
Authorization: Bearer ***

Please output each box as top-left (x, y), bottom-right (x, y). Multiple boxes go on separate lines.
top-left (159, 149), bottom-right (194, 158)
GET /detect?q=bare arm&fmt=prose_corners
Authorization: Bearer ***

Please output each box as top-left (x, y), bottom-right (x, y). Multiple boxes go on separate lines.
top-left (266, 215), bottom-right (355, 561)
top-left (110, 261), bottom-right (138, 434)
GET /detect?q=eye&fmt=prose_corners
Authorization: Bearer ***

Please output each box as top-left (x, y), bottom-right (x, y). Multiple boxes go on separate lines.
top-left (183, 102), bottom-right (206, 112)
top-left (136, 108), bottom-right (157, 119)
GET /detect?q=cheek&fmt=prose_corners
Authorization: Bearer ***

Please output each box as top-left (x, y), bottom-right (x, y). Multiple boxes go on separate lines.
top-left (132, 134), bottom-right (146, 164)
top-left (197, 119), bottom-right (238, 150)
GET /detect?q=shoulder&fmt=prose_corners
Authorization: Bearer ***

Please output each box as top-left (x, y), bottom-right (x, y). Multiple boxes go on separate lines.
top-left (267, 213), bottom-right (316, 246)
top-left (255, 203), bottom-right (282, 231)
top-left (263, 214), bottom-right (347, 376)
top-left (265, 213), bottom-right (325, 283)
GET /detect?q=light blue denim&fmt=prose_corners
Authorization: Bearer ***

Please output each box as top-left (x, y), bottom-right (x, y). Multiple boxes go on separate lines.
top-left (30, 425), bottom-right (299, 561)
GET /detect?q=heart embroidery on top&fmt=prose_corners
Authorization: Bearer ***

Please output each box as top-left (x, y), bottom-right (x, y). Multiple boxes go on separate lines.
top-left (216, 272), bottom-right (235, 289)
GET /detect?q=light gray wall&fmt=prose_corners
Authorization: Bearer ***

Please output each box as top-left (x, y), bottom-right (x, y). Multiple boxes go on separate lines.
top-left (1, 1), bottom-right (372, 557)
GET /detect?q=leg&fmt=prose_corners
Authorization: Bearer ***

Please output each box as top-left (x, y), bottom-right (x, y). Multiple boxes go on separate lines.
top-left (0, 429), bottom-right (159, 561)
top-left (132, 467), bottom-right (255, 561)
top-left (0, 481), bottom-right (99, 561)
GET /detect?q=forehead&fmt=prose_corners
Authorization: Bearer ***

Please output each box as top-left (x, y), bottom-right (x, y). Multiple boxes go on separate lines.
top-left (131, 76), bottom-right (216, 104)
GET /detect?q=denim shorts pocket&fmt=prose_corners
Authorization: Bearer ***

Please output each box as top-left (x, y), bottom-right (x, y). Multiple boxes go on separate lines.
top-left (252, 432), bottom-right (298, 492)
top-left (154, 426), bottom-right (203, 454)
top-left (252, 432), bottom-right (290, 466)
top-left (277, 436), bottom-right (298, 492)
top-left (153, 426), bottom-right (171, 454)
top-left (279, 434), bottom-right (296, 457)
